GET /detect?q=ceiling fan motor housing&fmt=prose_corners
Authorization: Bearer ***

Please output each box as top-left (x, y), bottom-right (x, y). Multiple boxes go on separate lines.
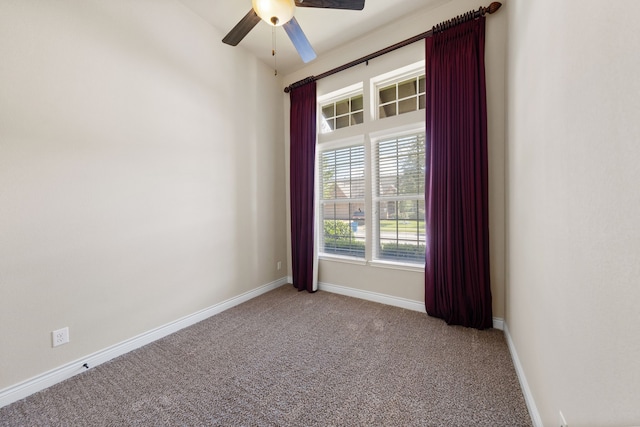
top-left (252, 0), bottom-right (295, 26)
top-left (223, 0), bottom-right (365, 63)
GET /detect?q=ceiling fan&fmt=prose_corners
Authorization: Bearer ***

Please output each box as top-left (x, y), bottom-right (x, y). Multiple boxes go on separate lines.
top-left (222, 0), bottom-right (366, 64)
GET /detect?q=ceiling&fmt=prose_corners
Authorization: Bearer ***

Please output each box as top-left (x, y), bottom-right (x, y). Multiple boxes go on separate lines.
top-left (178, 0), bottom-right (446, 75)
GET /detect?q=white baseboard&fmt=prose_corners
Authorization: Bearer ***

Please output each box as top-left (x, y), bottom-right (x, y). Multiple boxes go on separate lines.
top-left (492, 317), bottom-right (504, 330)
top-left (318, 282), bottom-right (505, 330)
top-left (503, 322), bottom-right (542, 427)
top-left (318, 282), bottom-right (426, 312)
top-left (0, 277), bottom-right (288, 409)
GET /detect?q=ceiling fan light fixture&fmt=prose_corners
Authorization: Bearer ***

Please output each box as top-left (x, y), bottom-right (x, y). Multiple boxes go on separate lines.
top-left (251, 0), bottom-right (295, 27)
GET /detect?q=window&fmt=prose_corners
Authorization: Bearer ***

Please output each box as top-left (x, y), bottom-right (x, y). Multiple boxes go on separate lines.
top-left (377, 74), bottom-right (425, 119)
top-left (373, 133), bottom-right (426, 263)
top-left (319, 145), bottom-right (366, 258)
top-left (320, 94), bottom-right (364, 133)
top-left (317, 62), bottom-right (425, 268)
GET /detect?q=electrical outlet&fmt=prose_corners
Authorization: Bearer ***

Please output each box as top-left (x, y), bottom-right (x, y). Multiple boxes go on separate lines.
top-left (52, 327), bottom-right (69, 347)
top-left (559, 410), bottom-right (568, 427)
top-left (277, 261), bottom-right (282, 270)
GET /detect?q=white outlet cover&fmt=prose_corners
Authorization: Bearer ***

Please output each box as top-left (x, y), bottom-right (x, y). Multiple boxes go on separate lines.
top-left (52, 327), bottom-right (69, 347)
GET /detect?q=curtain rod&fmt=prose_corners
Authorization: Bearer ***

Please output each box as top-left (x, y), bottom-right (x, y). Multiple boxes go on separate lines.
top-left (284, 2), bottom-right (502, 93)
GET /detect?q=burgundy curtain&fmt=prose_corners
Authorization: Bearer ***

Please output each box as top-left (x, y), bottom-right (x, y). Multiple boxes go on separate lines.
top-left (289, 80), bottom-right (317, 293)
top-left (424, 17), bottom-right (493, 329)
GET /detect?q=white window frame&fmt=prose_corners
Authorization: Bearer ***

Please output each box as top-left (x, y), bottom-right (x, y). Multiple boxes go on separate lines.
top-left (372, 65), bottom-right (426, 120)
top-left (370, 126), bottom-right (426, 268)
top-left (317, 137), bottom-right (367, 261)
top-left (316, 62), bottom-right (426, 271)
top-left (318, 83), bottom-right (364, 134)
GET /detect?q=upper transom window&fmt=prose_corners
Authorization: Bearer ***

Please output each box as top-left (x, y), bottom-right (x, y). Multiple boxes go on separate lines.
top-left (377, 74), bottom-right (425, 119)
top-left (320, 93), bottom-right (364, 134)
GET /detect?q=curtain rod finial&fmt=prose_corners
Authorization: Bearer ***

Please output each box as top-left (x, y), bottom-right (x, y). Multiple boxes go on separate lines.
top-left (487, 2), bottom-right (502, 14)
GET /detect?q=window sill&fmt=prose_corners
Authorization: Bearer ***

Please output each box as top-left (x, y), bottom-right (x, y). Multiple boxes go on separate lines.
top-left (319, 254), bottom-right (367, 266)
top-left (318, 255), bottom-right (424, 272)
top-left (369, 260), bottom-right (424, 272)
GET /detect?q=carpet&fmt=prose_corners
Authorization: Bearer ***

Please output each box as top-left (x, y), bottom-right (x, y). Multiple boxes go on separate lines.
top-left (0, 285), bottom-right (531, 426)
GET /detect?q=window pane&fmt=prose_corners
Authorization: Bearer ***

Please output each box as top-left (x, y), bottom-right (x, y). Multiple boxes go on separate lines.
top-left (321, 145), bottom-right (365, 200)
top-left (336, 115), bottom-right (350, 129)
top-left (351, 95), bottom-right (363, 111)
top-left (377, 200), bottom-right (425, 262)
top-left (379, 85), bottom-right (396, 103)
top-left (377, 135), bottom-right (425, 197)
top-left (377, 141), bottom-right (399, 197)
top-left (399, 136), bottom-right (425, 195)
top-left (379, 103), bottom-right (396, 118)
top-left (321, 117), bottom-right (335, 133)
top-left (336, 99), bottom-right (349, 116)
top-left (322, 203), bottom-right (365, 258)
top-left (398, 79), bottom-right (417, 99)
top-left (376, 74), bottom-right (426, 121)
top-left (320, 144), bottom-right (365, 259)
top-left (374, 133), bottom-right (426, 264)
top-left (320, 91), bottom-right (363, 133)
top-left (351, 111), bottom-right (363, 125)
top-left (322, 104), bottom-right (335, 119)
top-left (398, 98), bottom-right (416, 115)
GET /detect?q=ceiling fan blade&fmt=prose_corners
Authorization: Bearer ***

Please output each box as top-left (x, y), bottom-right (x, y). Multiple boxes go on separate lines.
top-left (294, 0), bottom-right (365, 10)
top-left (222, 9), bottom-right (261, 46)
top-left (283, 17), bottom-right (317, 63)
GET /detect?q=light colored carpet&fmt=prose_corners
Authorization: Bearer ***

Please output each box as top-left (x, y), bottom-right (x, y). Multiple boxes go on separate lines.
top-left (0, 285), bottom-right (532, 426)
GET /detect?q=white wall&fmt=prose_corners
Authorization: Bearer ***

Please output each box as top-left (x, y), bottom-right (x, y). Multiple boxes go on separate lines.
top-left (506, 0), bottom-right (640, 425)
top-left (0, 0), bottom-right (287, 391)
top-left (284, 0), bottom-right (508, 318)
